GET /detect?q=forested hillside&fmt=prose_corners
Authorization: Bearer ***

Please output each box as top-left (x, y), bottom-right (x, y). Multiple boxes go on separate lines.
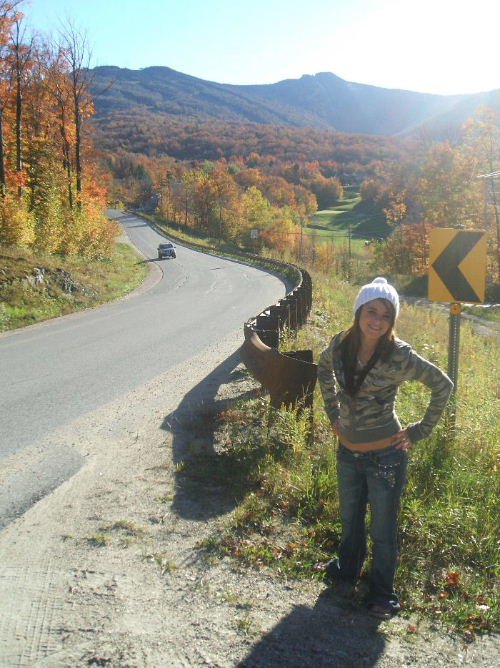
top-left (97, 103), bottom-right (499, 296)
top-left (0, 2), bottom-right (115, 257)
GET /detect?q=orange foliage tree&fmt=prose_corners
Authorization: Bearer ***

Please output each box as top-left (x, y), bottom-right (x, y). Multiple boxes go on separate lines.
top-left (0, 5), bottom-right (115, 256)
top-left (374, 132), bottom-right (498, 284)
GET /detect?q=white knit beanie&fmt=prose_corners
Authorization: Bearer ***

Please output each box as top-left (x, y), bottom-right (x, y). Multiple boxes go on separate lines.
top-left (354, 277), bottom-right (400, 318)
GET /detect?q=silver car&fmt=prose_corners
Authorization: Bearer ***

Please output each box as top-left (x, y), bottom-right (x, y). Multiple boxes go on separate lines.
top-left (157, 242), bottom-right (176, 259)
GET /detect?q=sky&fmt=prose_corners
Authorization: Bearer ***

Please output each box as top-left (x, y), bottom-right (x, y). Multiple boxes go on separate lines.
top-left (21, 0), bottom-right (500, 96)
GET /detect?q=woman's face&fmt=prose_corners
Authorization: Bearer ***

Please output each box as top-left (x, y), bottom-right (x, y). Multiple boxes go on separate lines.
top-left (359, 299), bottom-right (393, 344)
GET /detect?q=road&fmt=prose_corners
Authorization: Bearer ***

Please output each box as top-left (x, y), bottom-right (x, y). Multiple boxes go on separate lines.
top-left (0, 211), bottom-right (288, 530)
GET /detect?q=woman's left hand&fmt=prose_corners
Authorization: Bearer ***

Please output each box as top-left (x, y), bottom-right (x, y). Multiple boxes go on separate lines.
top-left (391, 429), bottom-right (412, 451)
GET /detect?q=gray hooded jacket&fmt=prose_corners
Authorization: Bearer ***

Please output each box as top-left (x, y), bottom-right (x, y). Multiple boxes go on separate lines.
top-left (317, 332), bottom-right (453, 444)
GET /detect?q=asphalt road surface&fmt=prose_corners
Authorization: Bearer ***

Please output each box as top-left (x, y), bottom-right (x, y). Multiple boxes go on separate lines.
top-left (0, 211), bottom-right (288, 529)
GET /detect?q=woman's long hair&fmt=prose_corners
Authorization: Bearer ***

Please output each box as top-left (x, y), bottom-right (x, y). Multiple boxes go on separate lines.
top-left (341, 301), bottom-right (396, 396)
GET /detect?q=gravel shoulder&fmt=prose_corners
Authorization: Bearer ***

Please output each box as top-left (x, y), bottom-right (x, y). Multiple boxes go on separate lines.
top-left (1, 327), bottom-right (499, 667)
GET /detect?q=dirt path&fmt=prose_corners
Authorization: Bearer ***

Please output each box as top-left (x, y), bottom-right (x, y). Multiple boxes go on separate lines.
top-left (0, 328), bottom-right (499, 667)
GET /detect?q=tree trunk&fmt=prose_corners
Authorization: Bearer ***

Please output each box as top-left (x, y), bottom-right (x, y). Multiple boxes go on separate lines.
top-left (15, 73), bottom-right (22, 197)
top-left (59, 107), bottom-right (74, 210)
top-left (0, 108), bottom-right (6, 198)
top-left (73, 83), bottom-right (82, 199)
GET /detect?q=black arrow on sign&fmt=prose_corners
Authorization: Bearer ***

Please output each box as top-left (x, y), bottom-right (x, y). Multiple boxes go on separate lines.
top-left (432, 231), bottom-right (483, 302)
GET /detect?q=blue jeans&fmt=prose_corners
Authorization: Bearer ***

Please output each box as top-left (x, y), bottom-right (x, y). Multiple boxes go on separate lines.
top-left (336, 444), bottom-right (408, 601)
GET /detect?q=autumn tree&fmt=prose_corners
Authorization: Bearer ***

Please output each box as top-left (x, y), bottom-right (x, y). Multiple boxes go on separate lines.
top-left (59, 23), bottom-right (93, 201)
top-left (43, 44), bottom-right (77, 209)
top-left (373, 129), bottom-right (498, 281)
top-left (371, 222), bottom-right (429, 275)
top-left (0, 1), bottom-right (23, 196)
top-left (11, 17), bottom-right (32, 195)
top-left (208, 165), bottom-right (240, 240)
top-left (414, 142), bottom-right (482, 229)
top-left (260, 205), bottom-right (300, 255)
top-left (238, 186), bottom-right (271, 245)
top-left (0, 8), bottom-right (116, 256)
top-left (464, 107), bottom-right (500, 282)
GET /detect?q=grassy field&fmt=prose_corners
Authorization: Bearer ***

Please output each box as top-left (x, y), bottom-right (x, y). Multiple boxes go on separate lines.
top-left (0, 242), bottom-right (148, 332)
top-left (308, 191), bottom-right (390, 247)
top-left (202, 271), bottom-right (500, 637)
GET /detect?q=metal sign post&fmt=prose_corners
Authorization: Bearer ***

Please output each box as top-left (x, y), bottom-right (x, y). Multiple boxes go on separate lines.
top-left (447, 302), bottom-right (462, 393)
top-left (428, 229), bottom-right (487, 430)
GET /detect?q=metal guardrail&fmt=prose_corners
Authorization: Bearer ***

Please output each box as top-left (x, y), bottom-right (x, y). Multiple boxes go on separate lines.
top-left (241, 266), bottom-right (318, 410)
top-left (243, 267), bottom-right (312, 346)
top-left (240, 326), bottom-right (317, 410)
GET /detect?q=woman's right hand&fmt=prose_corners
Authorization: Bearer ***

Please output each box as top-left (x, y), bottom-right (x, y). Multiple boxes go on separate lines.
top-left (332, 419), bottom-right (340, 437)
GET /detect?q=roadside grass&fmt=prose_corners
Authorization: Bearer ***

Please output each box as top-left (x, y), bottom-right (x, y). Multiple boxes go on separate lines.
top-left (462, 304), bottom-right (500, 323)
top-left (0, 242), bottom-right (148, 332)
top-left (205, 272), bottom-right (500, 637)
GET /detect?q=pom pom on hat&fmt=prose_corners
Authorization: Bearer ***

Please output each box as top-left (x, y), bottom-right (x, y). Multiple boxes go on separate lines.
top-left (354, 277), bottom-right (400, 318)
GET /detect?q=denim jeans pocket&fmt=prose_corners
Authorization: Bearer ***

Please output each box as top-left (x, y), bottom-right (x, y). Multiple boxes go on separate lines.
top-left (370, 448), bottom-right (405, 489)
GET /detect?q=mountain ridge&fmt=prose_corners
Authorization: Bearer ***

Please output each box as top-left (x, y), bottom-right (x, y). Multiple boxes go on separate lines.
top-left (90, 65), bottom-right (500, 137)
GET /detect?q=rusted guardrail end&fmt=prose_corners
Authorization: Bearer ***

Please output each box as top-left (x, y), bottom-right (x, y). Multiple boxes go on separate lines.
top-left (241, 323), bottom-right (317, 410)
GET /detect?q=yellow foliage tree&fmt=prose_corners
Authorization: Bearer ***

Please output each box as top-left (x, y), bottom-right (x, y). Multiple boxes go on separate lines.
top-left (240, 186), bottom-right (271, 235)
top-left (0, 193), bottom-right (35, 244)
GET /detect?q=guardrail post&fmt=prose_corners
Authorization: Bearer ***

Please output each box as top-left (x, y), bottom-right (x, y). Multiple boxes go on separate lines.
top-left (255, 313), bottom-right (280, 348)
top-left (295, 287), bottom-right (307, 327)
top-left (269, 304), bottom-right (288, 338)
top-left (301, 270), bottom-right (312, 315)
top-left (285, 294), bottom-right (298, 331)
top-left (277, 299), bottom-right (291, 331)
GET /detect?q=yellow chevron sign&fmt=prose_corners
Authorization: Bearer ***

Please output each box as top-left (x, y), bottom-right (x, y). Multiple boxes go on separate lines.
top-left (429, 229), bottom-right (487, 303)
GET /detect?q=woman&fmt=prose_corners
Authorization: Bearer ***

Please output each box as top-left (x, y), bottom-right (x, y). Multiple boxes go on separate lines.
top-left (317, 277), bottom-right (453, 619)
